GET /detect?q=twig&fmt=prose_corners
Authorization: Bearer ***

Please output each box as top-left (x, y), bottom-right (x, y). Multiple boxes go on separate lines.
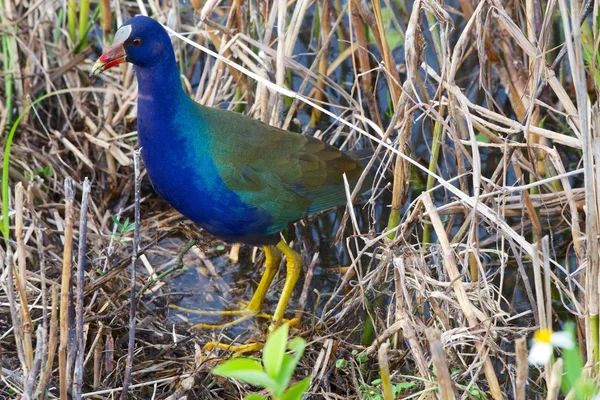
top-left (4, 249), bottom-right (27, 372)
top-left (38, 285), bottom-right (58, 397)
top-left (514, 337), bottom-right (528, 400)
top-left (120, 149), bottom-right (142, 399)
top-left (33, 224), bottom-right (49, 398)
top-left (15, 183), bottom-right (33, 370)
top-left (59, 177), bottom-right (75, 400)
top-left (377, 343), bottom-right (393, 400)
top-left (546, 359), bottom-right (563, 400)
top-left (426, 329), bottom-right (456, 400)
top-left (73, 178), bottom-right (91, 399)
top-left (23, 327), bottom-right (44, 400)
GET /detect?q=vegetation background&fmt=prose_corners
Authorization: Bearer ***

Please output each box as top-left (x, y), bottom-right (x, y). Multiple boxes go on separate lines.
top-left (0, 0), bottom-right (597, 398)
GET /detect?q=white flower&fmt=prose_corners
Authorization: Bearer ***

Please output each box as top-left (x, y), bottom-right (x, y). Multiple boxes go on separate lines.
top-left (528, 329), bottom-right (575, 365)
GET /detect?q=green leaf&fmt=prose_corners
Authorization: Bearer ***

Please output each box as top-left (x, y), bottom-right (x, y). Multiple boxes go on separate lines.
top-left (335, 359), bottom-right (347, 368)
top-left (356, 352), bottom-right (369, 364)
top-left (275, 337), bottom-right (306, 395)
top-left (475, 132), bottom-right (489, 143)
top-left (212, 358), bottom-right (276, 389)
top-left (393, 381), bottom-right (416, 393)
top-left (263, 324), bottom-right (288, 380)
top-left (561, 322), bottom-right (583, 396)
top-left (243, 395), bottom-right (267, 400)
top-left (111, 215), bottom-right (122, 228)
top-left (281, 377), bottom-right (311, 400)
top-left (276, 354), bottom-right (296, 396)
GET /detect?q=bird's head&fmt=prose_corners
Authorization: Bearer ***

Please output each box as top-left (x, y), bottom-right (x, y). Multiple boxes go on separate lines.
top-left (90, 16), bottom-right (173, 76)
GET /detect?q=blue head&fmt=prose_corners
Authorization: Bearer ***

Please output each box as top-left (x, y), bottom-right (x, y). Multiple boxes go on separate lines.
top-left (90, 16), bottom-right (176, 75)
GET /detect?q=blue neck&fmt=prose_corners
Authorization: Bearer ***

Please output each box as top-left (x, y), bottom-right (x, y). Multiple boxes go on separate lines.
top-left (134, 61), bottom-right (187, 124)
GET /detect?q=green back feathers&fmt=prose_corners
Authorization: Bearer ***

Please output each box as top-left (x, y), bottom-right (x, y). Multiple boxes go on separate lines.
top-left (198, 105), bottom-right (367, 227)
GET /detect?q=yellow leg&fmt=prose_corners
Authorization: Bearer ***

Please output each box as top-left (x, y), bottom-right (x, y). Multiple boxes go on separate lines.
top-left (246, 245), bottom-right (281, 312)
top-left (269, 240), bottom-right (303, 331)
top-left (190, 245), bottom-right (281, 330)
top-left (201, 241), bottom-right (301, 352)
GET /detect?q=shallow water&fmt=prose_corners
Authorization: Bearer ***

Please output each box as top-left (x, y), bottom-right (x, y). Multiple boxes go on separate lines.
top-left (160, 193), bottom-right (388, 336)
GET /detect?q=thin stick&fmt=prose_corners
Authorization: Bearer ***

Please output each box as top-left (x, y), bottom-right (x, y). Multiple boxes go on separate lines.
top-left (5, 249), bottom-right (27, 371)
top-left (546, 359), bottom-right (563, 400)
top-left (34, 224), bottom-right (48, 398)
top-left (514, 337), bottom-right (528, 400)
top-left (120, 149), bottom-right (142, 399)
top-left (24, 327), bottom-right (44, 400)
top-left (38, 285), bottom-right (58, 397)
top-left (73, 178), bottom-right (91, 399)
top-left (377, 343), bottom-right (393, 400)
top-left (59, 177), bottom-right (75, 400)
top-left (426, 329), bottom-right (456, 400)
top-left (15, 182), bottom-right (33, 370)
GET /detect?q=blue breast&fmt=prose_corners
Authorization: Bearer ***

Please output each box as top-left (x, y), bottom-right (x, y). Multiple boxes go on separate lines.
top-left (135, 73), bottom-right (280, 245)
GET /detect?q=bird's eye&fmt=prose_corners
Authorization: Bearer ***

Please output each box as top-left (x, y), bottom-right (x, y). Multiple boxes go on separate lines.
top-left (131, 38), bottom-right (142, 47)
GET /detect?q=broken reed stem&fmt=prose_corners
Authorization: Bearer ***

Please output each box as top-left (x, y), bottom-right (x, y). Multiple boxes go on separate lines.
top-left (547, 358), bottom-right (563, 400)
top-left (99, 0), bottom-right (111, 34)
top-left (33, 223), bottom-right (49, 398)
top-left (120, 149), bottom-right (142, 399)
top-left (591, 108), bottom-right (600, 368)
top-left (93, 325), bottom-right (103, 389)
top-left (38, 285), bottom-right (58, 397)
top-left (377, 343), bottom-right (393, 400)
top-left (59, 177), bottom-right (75, 400)
top-left (421, 193), bottom-right (502, 400)
top-left (5, 249), bottom-right (27, 373)
top-left (514, 337), bottom-right (528, 400)
top-left (73, 178), bottom-right (91, 399)
top-left (423, 103), bottom-right (446, 244)
top-left (386, 104), bottom-right (412, 240)
top-left (426, 329), bottom-right (455, 400)
top-left (228, 242), bottom-right (240, 263)
top-left (532, 240), bottom-right (552, 386)
top-left (531, 242), bottom-right (547, 330)
top-left (83, 322), bottom-right (104, 369)
top-left (295, 252), bottom-right (318, 323)
top-left (15, 182), bottom-right (34, 370)
top-left (542, 236), bottom-right (552, 329)
top-left (24, 327), bottom-right (44, 399)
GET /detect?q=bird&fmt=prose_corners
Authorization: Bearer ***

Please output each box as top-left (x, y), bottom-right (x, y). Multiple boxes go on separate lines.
top-left (90, 16), bottom-right (371, 339)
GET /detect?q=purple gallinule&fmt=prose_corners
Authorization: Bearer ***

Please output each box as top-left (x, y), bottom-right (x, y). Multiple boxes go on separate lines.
top-left (91, 16), bottom-right (370, 337)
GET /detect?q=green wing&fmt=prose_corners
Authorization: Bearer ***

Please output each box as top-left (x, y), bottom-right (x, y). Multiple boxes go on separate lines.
top-left (201, 106), bottom-right (365, 226)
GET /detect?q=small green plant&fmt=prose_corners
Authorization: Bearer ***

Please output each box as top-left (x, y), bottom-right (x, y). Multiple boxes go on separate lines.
top-left (353, 349), bottom-right (369, 364)
top-left (359, 379), bottom-right (417, 400)
top-left (111, 216), bottom-right (135, 246)
top-left (212, 325), bottom-right (311, 400)
top-left (26, 165), bottom-right (54, 180)
top-left (36, 165), bottom-right (54, 178)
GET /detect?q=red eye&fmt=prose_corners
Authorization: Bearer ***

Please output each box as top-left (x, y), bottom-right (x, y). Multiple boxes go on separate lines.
top-left (131, 38), bottom-right (142, 47)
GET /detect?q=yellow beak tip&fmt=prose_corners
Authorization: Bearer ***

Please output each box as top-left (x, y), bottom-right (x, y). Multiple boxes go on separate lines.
top-left (89, 61), bottom-right (106, 78)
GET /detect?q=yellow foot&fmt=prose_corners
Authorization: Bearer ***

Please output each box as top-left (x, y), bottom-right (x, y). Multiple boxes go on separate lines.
top-left (169, 305), bottom-right (273, 330)
top-left (203, 341), bottom-right (264, 354)
top-left (267, 317), bottom-right (300, 333)
top-left (203, 318), bottom-right (301, 354)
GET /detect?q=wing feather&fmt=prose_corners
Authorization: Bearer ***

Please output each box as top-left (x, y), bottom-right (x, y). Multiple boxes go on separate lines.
top-left (201, 106), bottom-right (366, 226)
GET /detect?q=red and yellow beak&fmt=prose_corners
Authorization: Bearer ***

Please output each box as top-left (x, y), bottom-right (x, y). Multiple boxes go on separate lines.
top-left (90, 25), bottom-right (132, 77)
top-left (90, 42), bottom-right (126, 77)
